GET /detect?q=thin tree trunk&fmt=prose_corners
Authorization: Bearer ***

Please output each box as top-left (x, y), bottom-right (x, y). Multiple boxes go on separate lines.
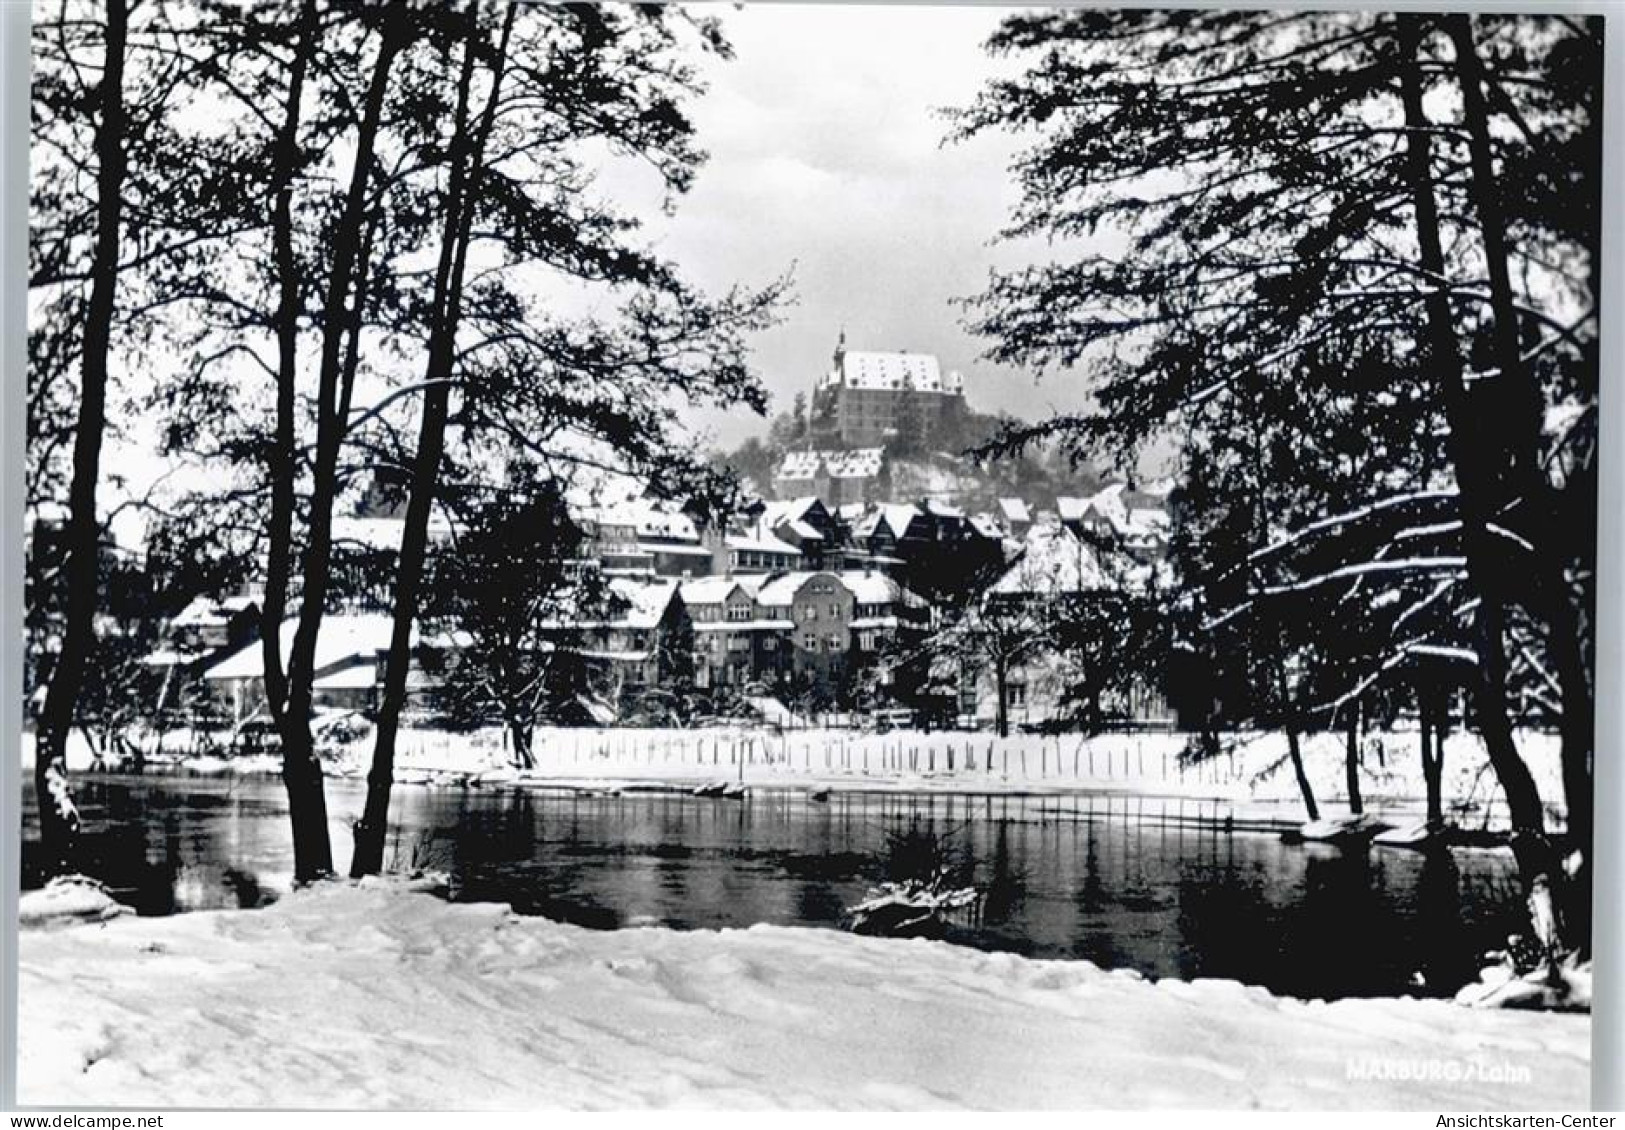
top-left (259, 0), bottom-right (326, 883)
top-left (269, 19), bottom-right (402, 882)
top-left (1397, 14), bottom-right (1560, 948)
top-left (354, 9), bottom-right (514, 876)
top-left (510, 718), bottom-right (535, 770)
top-left (35, 0), bottom-right (129, 873)
top-left (261, 0), bottom-right (315, 744)
top-left (1415, 686), bottom-right (1439, 826)
top-left (1285, 721), bottom-right (1319, 823)
top-left (1344, 703), bottom-right (1363, 815)
top-left (993, 653), bottom-right (1009, 739)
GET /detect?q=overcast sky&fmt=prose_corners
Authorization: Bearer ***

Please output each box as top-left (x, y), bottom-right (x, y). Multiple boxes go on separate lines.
top-left (640, 4), bottom-right (1094, 450)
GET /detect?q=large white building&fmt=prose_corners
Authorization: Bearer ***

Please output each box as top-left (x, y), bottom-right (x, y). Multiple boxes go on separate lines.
top-left (810, 335), bottom-right (967, 446)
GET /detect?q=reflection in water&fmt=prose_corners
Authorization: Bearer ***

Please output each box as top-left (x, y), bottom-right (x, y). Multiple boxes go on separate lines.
top-left (21, 775), bottom-right (1524, 1000)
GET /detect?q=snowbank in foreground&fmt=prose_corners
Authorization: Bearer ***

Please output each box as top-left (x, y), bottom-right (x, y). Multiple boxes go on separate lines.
top-left (18, 884), bottom-right (1588, 1110)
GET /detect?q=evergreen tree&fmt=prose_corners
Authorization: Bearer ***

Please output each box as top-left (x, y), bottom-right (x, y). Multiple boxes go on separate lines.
top-left (952, 10), bottom-right (1599, 950)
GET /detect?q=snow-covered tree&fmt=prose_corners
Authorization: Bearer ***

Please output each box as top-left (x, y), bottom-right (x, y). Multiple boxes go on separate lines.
top-left (953, 10), bottom-right (1600, 951)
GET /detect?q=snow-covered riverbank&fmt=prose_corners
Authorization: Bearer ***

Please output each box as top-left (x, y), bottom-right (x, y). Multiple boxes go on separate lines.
top-left (22, 724), bottom-right (1570, 829)
top-left (17, 882), bottom-right (1589, 1109)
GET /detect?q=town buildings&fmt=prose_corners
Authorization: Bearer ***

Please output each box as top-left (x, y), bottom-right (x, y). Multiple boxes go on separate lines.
top-left (150, 467), bottom-right (1178, 732)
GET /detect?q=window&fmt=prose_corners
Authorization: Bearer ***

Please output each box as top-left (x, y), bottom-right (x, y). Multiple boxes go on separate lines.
top-left (826, 635), bottom-right (842, 652)
top-left (802, 635), bottom-right (817, 649)
top-left (828, 602), bottom-right (841, 619)
top-left (763, 637), bottom-right (776, 651)
top-left (727, 603), bottom-right (750, 622)
top-left (1005, 683), bottom-right (1028, 709)
top-left (728, 636), bottom-right (748, 652)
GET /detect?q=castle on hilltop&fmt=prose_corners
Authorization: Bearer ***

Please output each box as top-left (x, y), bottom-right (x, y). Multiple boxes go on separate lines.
top-left (810, 333), bottom-right (967, 447)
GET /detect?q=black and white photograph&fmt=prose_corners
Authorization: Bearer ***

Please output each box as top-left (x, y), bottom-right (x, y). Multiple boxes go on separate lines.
top-left (10, 0), bottom-right (1608, 1111)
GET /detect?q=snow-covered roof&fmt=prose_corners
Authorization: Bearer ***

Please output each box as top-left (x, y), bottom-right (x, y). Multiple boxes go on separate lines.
top-left (754, 570), bottom-right (922, 609)
top-left (774, 451), bottom-right (824, 481)
top-left (826, 448), bottom-right (885, 479)
top-left (582, 496), bottom-right (699, 543)
top-left (821, 350), bottom-right (963, 395)
top-left (605, 577), bottom-right (681, 629)
top-left (680, 576), bottom-right (764, 606)
top-left (726, 527), bottom-right (798, 556)
top-left (203, 615), bottom-right (406, 681)
top-left (1055, 496), bottom-right (1090, 523)
top-left (311, 664), bottom-right (379, 692)
top-left (173, 594), bottom-right (258, 630)
top-left (1058, 484), bottom-right (1171, 542)
top-left (880, 504), bottom-right (921, 538)
top-left (755, 573), bottom-right (805, 608)
top-left (969, 514), bottom-right (1005, 540)
top-left (760, 497), bottom-right (822, 527)
top-left (841, 571), bottom-right (919, 607)
top-left (783, 518), bottom-right (824, 542)
top-left (988, 522), bottom-right (1110, 598)
top-left (998, 498), bottom-right (1031, 523)
top-left (773, 449), bottom-right (884, 484)
top-left (850, 502), bottom-right (921, 542)
top-left (642, 542), bottom-right (712, 558)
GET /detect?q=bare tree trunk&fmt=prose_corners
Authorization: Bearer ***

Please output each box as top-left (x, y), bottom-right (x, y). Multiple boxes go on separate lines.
top-left (267, 18), bottom-right (402, 883)
top-left (354, 8), bottom-right (515, 877)
top-left (993, 652), bottom-right (1009, 739)
top-left (35, 0), bottom-right (128, 873)
top-left (1344, 704), bottom-right (1363, 815)
top-left (257, 0), bottom-right (328, 883)
top-left (261, 0), bottom-right (315, 749)
top-left (509, 718), bottom-right (535, 770)
top-left (1397, 14), bottom-right (1560, 950)
top-left (1285, 721), bottom-right (1319, 823)
top-left (1418, 687), bottom-right (1443, 826)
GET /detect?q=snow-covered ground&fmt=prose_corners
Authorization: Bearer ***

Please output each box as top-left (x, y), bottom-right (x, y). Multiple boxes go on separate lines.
top-left (23, 723), bottom-right (1569, 829)
top-left (16, 881), bottom-right (1588, 1109)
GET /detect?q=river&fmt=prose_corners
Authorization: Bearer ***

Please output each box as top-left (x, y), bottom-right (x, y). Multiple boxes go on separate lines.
top-left (20, 772), bottom-right (1524, 1000)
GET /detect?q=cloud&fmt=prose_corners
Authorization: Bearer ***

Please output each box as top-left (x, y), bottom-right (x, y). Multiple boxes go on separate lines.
top-left (642, 4), bottom-right (1099, 450)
